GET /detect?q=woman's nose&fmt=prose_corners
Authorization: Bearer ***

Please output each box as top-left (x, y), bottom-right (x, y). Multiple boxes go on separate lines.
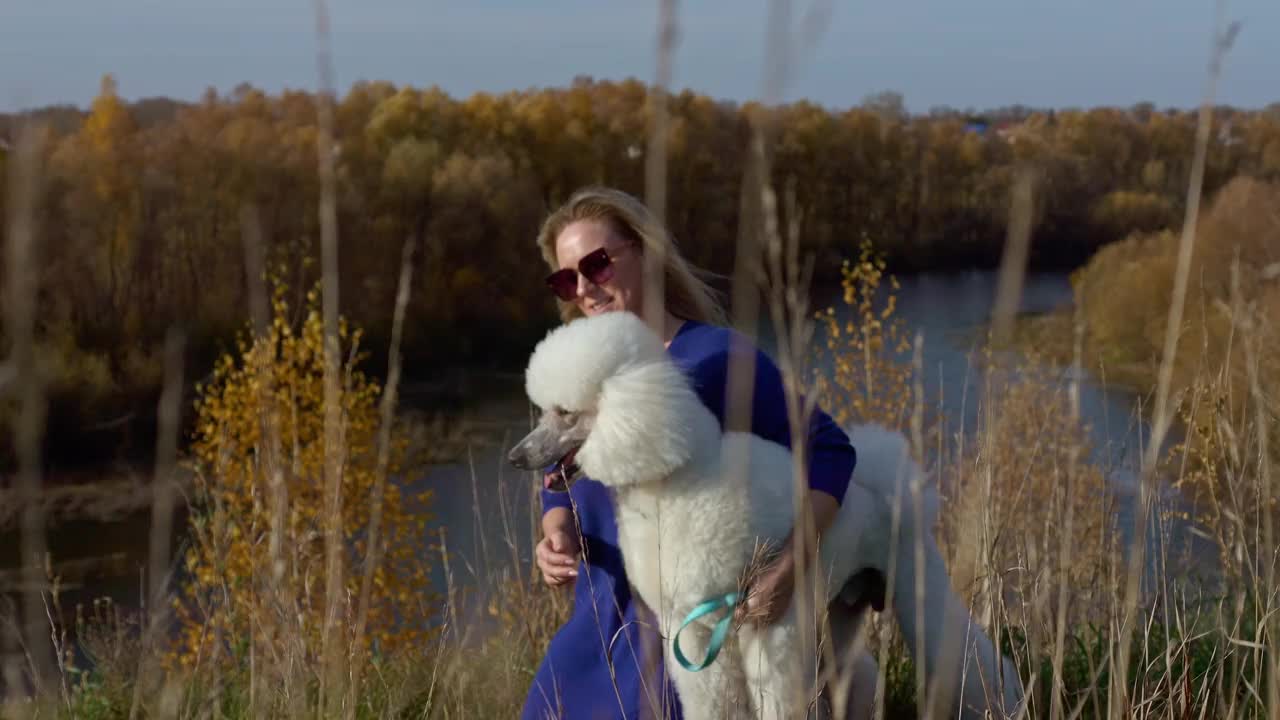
top-left (575, 272), bottom-right (592, 298)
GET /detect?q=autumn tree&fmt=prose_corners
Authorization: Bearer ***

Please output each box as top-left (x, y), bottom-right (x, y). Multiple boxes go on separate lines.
top-left (5, 77), bottom-right (1279, 465)
top-left (174, 278), bottom-right (435, 676)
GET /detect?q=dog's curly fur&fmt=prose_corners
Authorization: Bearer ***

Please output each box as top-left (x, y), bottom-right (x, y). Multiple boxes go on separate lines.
top-left (512, 312), bottom-right (1024, 719)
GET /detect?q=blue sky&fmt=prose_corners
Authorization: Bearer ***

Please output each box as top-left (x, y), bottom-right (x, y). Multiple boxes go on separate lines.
top-left (2, 0), bottom-right (1277, 113)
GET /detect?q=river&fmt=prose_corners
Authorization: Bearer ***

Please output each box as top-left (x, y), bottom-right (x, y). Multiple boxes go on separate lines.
top-left (415, 269), bottom-right (1213, 604)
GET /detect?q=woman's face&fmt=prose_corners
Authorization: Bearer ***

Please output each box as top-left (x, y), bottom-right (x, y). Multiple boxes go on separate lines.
top-left (552, 219), bottom-right (644, 317)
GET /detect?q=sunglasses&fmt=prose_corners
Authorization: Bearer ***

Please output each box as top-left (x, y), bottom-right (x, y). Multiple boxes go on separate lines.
top-left (545, 246), bottom-right (628, 301)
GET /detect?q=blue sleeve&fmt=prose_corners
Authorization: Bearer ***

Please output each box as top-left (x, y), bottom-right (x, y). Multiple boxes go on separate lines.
top-left (685, 337), bottom-right (857, 505)
top-left (541, 487), bottom-right (573, 513)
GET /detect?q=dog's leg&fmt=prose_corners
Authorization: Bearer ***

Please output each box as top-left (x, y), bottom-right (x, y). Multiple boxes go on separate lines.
top-left (663, 621), bottom-right (750, 720)
top-left (737, 607), bottom-right (817, 720)
top-left (822, 653), bottom-right (877, 720)
top-left (886, 531), bottom-right (1025, 719)
top-left (822, 588), bottom-right (879, 720)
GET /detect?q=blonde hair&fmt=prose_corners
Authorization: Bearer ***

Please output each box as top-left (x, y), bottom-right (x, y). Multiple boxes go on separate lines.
top-left (536, 186), bottom-right (728, 326)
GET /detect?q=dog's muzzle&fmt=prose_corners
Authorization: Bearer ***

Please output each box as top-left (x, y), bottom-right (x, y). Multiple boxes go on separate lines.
top-left (507, 427), bottom-right (583, 493)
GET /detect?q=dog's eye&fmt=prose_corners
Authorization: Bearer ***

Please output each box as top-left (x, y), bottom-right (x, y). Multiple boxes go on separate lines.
top-left (555, 407), bottom-right (576, 419)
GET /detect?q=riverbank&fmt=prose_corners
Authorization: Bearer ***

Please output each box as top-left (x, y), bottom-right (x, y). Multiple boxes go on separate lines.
top-left (997, 306), bottom-right (1156, 397)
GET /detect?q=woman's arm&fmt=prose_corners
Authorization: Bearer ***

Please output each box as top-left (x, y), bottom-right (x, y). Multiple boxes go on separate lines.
top-left (541, 485), bottom-right (573, 513)
top-left (536, 477), bottom-right (581, 586)
top-left (688, 336), bottom-right (857, 625)
top-left (687, 336), bottom-right (858, 505)
top-left (538, 505), bottom-right (580, 586)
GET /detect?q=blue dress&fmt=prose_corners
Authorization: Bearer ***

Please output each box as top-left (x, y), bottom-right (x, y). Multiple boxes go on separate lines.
top-left (521, 320), bottom-right (858, 720)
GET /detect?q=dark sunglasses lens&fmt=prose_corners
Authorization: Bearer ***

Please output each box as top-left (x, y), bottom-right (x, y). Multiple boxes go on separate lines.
top-left (546, 269), bottom-right (578, 300)
top-left (579, 249), bottom-right (614, 284)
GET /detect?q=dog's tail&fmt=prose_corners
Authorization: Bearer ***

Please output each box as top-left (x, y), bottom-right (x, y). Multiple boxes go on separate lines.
top-left (843, 423), bottom-right (940, 536)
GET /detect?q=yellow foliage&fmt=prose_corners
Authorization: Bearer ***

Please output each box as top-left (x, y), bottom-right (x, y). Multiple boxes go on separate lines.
top-left (813, 237), bottom-right (914, 431)
top-left (1167, 373), bottom-right (1280, 583)
top-left (813, 237), bottom-right (1120, 648)
top-left (1073, 229), bottom-right (1177, 371)
top-left (171, 275), bottom-right (436, 671)
top-left (1074, 176), bottom-right (1280, 585)
top-left (939, 362), bottom-right (1118, 633)
top-left (1089, 189), bottom-right (1177, 238)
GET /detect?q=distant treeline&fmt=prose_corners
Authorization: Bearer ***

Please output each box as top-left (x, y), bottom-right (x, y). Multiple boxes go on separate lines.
top-left (0, 75), bottom-right (1278, 468)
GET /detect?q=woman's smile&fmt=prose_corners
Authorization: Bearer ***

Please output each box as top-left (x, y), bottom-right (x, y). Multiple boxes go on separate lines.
top-left (585, 297), bottom-right (615, 314)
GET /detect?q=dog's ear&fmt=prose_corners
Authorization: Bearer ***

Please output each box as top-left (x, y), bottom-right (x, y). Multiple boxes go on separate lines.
top-left (576, 360), bottom-right (703, 488)
top-left (523, 312), bottom-right (704, 487)
top-left (525, 312), bottom-right (667, 414)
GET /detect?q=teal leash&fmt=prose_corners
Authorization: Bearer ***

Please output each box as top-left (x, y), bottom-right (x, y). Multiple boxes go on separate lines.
top-left (672, 591), bottom-right (740, 672)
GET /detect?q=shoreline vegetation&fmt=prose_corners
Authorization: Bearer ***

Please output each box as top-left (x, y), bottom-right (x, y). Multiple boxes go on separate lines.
top-left (2, 77), bottom-right (1279, 471)
top-left (1, 74), bottom-right (1277, 717)
top-left (1003, 176), bottom-right (1280, 413)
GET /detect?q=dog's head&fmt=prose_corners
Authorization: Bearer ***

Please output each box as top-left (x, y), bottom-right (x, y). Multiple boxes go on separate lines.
top-left (507, 312), bottom-right (701, 492)
top-left (509, 401), bottom-right (596, 492)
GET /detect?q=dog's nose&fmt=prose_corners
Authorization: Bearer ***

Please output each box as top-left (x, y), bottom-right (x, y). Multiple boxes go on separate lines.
top-left (507, 446), bottom-right (528, 469)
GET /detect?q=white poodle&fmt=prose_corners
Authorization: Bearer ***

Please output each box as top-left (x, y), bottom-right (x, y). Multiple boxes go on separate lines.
top-left (509, 312), bottom-right (1024, 719)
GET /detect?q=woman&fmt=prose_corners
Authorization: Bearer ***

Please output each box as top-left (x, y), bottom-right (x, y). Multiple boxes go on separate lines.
top-left (522, 187), bottom-right (861, 720)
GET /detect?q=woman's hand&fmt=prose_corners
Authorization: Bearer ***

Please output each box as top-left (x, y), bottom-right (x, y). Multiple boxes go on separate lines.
top-left (737, 547), bottom-right (797, 626)
top-left (737, 489), bottom-right (840, 626)
top-left (537, 506), bottom-right (581, 587)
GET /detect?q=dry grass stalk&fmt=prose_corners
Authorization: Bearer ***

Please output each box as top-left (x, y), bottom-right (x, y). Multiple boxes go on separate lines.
top-left (739, 1), bottom-right (848, 712)
top-left (764, 175), bottom-right (827, 712)
top-left (1228, 258), bottom-right (1278, 718)
top-left (641, 0), bottom-right (675, 336)
top-left (128, 327), bottom-right (185, 719)
top-left (239, 204), bottom-right (280, 719)
top-left (4, 115), bottom-right (53, 706)
top-left (311, 0), bottom-right (348, 712)
top-left (991, 165), bottom-right (1036, 347)
top-left (350, 235), bottom-right (417, 715)
top-left (1048, 306), bottom-right (1087, 720)
top-left (638, 2), bottom-right (678, 709)
top-left (1117, 4), bottom-right (1240, 713)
